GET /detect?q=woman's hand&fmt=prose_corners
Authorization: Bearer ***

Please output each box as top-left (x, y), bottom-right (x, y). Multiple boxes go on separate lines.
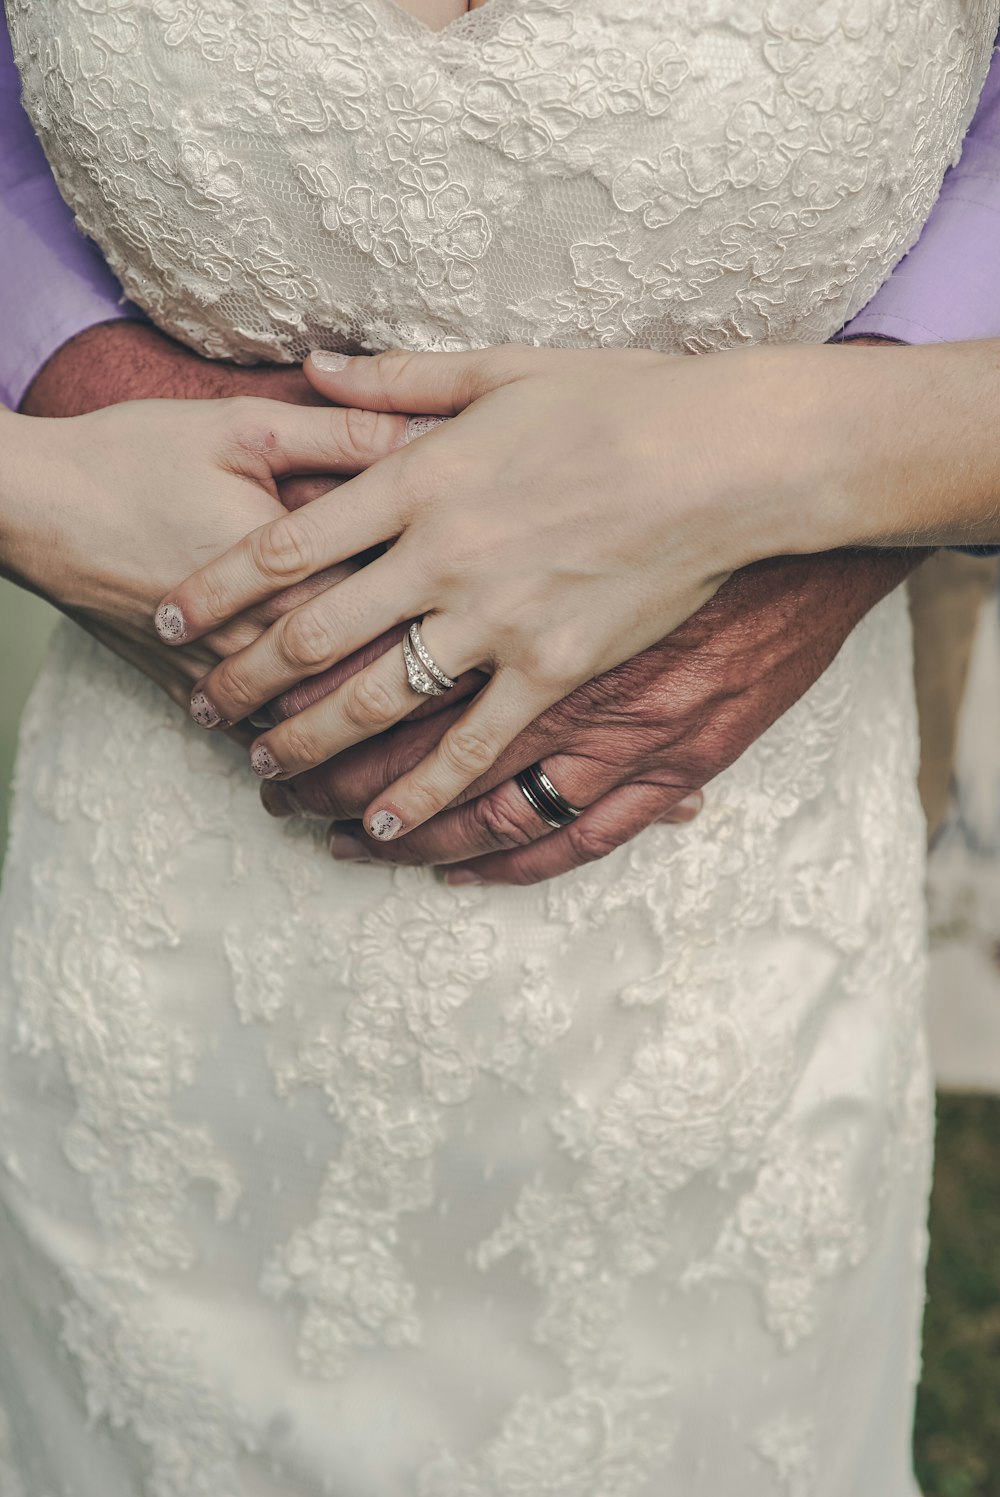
top-left (1, 394), bottom-right (413, 710)
top-left (156, 344), bottom-right (836, 842)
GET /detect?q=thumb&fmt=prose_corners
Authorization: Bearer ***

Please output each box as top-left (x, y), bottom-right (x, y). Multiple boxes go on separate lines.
top-left (304, 345), bottom-right (529, 415)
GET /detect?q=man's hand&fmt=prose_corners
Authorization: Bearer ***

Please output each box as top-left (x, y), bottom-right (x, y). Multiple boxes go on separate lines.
top-left (263, 548), bottom-right (925, 884)
top-left (22, 320), bottom-right (328, 415)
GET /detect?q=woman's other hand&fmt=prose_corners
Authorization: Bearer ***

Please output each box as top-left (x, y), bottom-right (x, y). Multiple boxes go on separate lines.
top-left (2, 394), bottom-right (413, 711)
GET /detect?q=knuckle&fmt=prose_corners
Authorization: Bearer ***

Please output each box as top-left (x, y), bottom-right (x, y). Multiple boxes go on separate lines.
top-left (220, 399), bottom-right (279, 463)
top-left (341, 404), bottom-right (387, 456)
top-left (563, 817), bottom-right (621, 868)
top-left (275, 717), bottom-right (322, 769)
top-left (373, 347), bottom-right (419, 390)
top-left (341, 671), bottom-right (398, 732)
top-left (252, 517), bottom-right (315, 582)
top-left (467, 794), bottom-right (536, 853)
top-left (212, 661), bottom-right (256, 718)
top-left (196, 570), bottom-right (241, 627)
top-left (520, 629), bottom-right (588, 695)
top-left (441, 724), bottom-right (498, 778)
top-left (277, 608), bottom-right (335, 671)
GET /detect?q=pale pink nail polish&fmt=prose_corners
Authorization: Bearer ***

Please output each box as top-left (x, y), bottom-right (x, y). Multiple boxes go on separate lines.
top-left (445, 869), bottom-right (484, 887)
top-left (190, 691), bottom-right (222, 728)
top-left (155, 602), bottom-right (186, 642)
top-left (251, 744), bottom-right (282, 779)
top-left (311, 350), bottom-right (351, 372)
top-left (368, 810), bottom-right (402, 841)
top-left (330, 832), bottom-right (372, 862)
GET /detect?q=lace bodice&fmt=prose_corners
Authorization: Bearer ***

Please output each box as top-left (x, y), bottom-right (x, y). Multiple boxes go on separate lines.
top-left (7, 0), bottom-right (996, 364)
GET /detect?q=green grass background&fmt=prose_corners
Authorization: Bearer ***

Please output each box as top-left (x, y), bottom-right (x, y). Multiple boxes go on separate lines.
top-left (0, 577), bottom-right (997, 1492)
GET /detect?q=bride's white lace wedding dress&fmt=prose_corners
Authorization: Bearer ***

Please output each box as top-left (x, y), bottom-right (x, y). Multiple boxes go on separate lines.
top-left (1, 1), bottom-right (995, 1491)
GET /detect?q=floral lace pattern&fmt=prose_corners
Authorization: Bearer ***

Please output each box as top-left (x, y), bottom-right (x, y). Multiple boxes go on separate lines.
top-left (0, 595), bottom-right (936, 1495)
top-left (7, 0), bottom-right (995, 362)
top-left (1, 0), bottom-right (991, 1491)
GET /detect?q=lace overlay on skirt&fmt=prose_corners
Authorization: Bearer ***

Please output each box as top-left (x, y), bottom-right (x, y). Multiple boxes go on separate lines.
top-left (2, 0), bottom-right (996, 1491)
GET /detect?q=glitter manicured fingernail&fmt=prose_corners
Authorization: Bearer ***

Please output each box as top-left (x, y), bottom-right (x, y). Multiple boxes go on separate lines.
top-left (368, 810), bottom-right (402, 841)
top-left (329, 832), bottom-right (372, 863)
top-left (250, 744), bottom-right (282, 780)
top-left (403, 415), bottom-right (448, 445)
top-left (155, 603), bottom-right (186, 642)
top-left (311, 350), bottom-right (351, 372)
top-left (190, 691), bottom-right (222, 728)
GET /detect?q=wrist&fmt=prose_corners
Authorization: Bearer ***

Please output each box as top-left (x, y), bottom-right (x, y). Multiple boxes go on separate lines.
top-left (0, 407), bottom-right (54, 580)
top-left (790, 340), bottom-right (1000, 553)
top-left (722, 346), bottom-right (856, 563)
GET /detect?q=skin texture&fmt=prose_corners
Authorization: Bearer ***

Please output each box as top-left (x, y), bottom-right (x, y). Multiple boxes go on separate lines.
top-left (163, 342), bottom-right (937, 847)
top-left (26, 320), bottom-right (925, 886)
top-left (163, 347), bottom-right (810, 825)
top-left (266, 547), bottom-right (922, 884)
top-left (3, 389), bottom-right (441, 757)
top-left (19, 322), bottom-right (397, 712)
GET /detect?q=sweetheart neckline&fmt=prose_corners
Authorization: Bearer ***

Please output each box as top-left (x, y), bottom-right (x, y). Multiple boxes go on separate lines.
top-left (372, 0), bottom-right (512, 45)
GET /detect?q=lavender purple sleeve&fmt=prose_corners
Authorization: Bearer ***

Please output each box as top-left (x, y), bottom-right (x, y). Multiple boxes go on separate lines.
top-left (843, 40), bottom-right (1000, 554)
top-left (2, 9), bottom-right (1000, 373)
top-left (0, 18), bottom-right (140, 411)
top-left (844, 42), bottom-right (1000, 345)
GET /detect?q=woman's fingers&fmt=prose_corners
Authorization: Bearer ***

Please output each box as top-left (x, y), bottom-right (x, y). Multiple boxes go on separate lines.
top-left (243, 615), bottom-right (478, 776)
top-left (226, 397), bottom-right (412, 479)
top-left (329, 753), bottom-right (598, 865)
top-left (155, 456), bottom-right (413, 644)
top-left (243, 624), bottom-right (476, 778)
top-left (188, 555), bottom-right (428, 728)
top-left (305, 345), bottom-right (537, 415)
top-left (359, 672), bottom-right (551, 841)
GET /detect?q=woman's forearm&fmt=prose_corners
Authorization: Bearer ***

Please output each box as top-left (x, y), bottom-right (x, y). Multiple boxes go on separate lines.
top-left (0, 405), bottom-right (49, 586)
top-left (799, 339), bottom-right (1000, 553)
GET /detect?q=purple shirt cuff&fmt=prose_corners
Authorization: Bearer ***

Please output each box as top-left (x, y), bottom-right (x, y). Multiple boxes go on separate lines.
top-left (0, 22), bottom-right (141, 410)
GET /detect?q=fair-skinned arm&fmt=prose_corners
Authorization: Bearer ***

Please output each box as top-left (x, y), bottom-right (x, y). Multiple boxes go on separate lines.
top-left (158, 337), bottom-right (998, 845)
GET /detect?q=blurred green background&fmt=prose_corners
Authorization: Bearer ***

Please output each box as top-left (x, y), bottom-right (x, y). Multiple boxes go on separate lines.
top-left (0, 575), bottom-right (997, 1493)
top-left (0, 580), bottom-right (56, 850)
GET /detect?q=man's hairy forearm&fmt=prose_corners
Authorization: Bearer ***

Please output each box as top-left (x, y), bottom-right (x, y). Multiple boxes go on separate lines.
top-left (21, 321), bottom-right (326, 417)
